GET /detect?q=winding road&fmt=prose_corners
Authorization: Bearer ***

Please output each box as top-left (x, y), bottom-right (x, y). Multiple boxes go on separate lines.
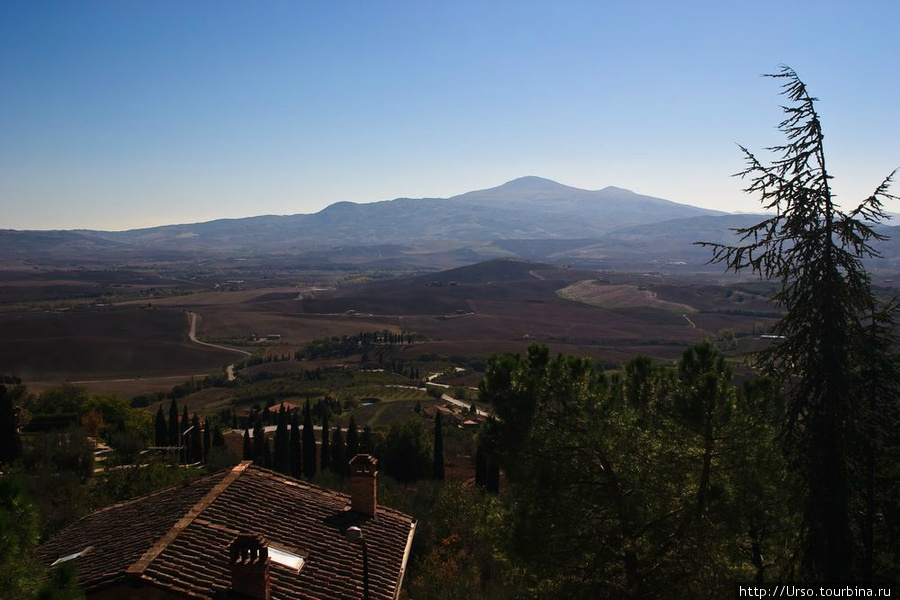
top-left (187, 312), bottom-right (252, 380)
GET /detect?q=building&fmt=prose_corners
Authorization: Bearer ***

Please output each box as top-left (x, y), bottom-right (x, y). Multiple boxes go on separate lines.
top-left (37, 455), bottom-right (415, 599)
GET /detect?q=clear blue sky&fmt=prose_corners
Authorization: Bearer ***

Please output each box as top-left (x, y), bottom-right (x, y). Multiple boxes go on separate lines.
top-left (2, 1), bottom-right (898, 231)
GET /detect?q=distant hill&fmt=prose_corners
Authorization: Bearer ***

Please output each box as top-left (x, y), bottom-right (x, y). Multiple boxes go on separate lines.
top-left (0, 176), bottom-right (782, 270)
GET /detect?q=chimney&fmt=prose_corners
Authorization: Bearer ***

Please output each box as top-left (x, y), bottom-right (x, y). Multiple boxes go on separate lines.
top-left (230, 533), bottom-right (271, 600)
top-left (349, 454), bottom-right (378, 517)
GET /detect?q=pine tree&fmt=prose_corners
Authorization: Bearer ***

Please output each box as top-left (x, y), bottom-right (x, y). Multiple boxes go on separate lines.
top-left (433, 412), bottom-right (445, 480)
top-left (320, 409), bottom-right (330, 472)
top-left (302, 400), bottom-right (316, 478)
top-left (154, 405), bottom-right (167, 447)
top-left (700, 66), bottom-right (899, 580)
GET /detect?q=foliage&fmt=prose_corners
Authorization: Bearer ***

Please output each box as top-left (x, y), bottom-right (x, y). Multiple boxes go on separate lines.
top-left (0, 385), bottom-right (22, 465)
top-left (699, 66), bottom-right (900, 581)
top-left (0, 476), bottom-right (43, 599)
top-left (381, 418), bottom-right (432, 484)
top-left (478, 343), bottom-right (795, 599)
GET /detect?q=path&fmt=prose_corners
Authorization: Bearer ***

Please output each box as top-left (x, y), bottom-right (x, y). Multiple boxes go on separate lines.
top-left (187, 312), bottom-right (252, 380)
top-left (682, 313), bottom-right (696, 329)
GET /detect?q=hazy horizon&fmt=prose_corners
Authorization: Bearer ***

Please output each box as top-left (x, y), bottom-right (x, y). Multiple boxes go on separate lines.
top-left (3, 1), bottom-right (898, 231)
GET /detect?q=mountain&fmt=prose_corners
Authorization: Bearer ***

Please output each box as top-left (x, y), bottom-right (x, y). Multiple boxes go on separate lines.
top-left (2, 176), bottom-right (748, 268)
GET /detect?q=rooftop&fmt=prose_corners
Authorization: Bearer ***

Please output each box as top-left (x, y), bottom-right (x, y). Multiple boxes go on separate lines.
top-left (37, 461), bottom-right (416, 599)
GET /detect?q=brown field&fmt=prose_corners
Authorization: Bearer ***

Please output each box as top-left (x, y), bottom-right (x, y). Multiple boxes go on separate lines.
top-left (3, 260), bottom-right (780, 394)
top-left (558, 281), bottom-right (697, 312)
top-left (0, 306), bottom-right (237, 384)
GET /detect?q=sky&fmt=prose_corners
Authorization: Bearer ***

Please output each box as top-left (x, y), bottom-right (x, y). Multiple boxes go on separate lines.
top-left (2, 1), bottom-right (899, 231)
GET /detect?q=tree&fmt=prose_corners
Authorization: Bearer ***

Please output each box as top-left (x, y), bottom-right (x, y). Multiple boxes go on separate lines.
top-left (382, 419), bottom-right (432, 484)
top-left (252, 417), bottom-right (266, 467)
top-left (302, 400), bottom-right (316, 479)
top-left (320, 409), bottom-right (330, 472)
top-left (273, 406), bottom-right (288, 474)
top-left (330, 426), bottom-right (345, 477)
top-left (0, 385), bottom-right (22, 466)
top-left (242, 428), bottom-right (251, 461)
top-left (154, 405), bottom-right (167, 447)
top-left (190, 414), bottom-right (202, 463)
top-left (167, 399), bottom-right (179, 451)
top-left (433, 412), bottom-right (445, 480)
top-left (290, 413), bottom-right (301, 478)
top-left (202, 417), bottom-right (211, 464)
top-left (346, 416), bottom-right (359, 460)
top-left (699, 66), bottom-right (899, 581)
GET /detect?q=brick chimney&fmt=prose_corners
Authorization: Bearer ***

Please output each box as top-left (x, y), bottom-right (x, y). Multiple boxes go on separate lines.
top-left (349, 454), bottom-right (378, 517)
top-left (230, 533), bottom-right (271, 600)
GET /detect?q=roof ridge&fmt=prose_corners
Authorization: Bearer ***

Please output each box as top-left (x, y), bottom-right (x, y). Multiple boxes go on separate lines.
top-left (245, 464), bottom-right (414, 522)
top-left (125, 461), bottom-right (251, 577)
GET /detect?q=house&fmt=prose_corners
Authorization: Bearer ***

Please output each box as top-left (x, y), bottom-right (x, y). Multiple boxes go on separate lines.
top-left (37, 455), bottom-right (415, 599)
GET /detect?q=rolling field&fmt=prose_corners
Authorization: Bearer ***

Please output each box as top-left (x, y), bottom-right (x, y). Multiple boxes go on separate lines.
top-left (1, 306), bottom-right (237, 383)
top-left (3, 259), bottom-right (780, 393)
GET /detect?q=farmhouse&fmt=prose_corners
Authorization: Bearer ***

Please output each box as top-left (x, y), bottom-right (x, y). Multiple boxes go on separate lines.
top-left (37, 455), bottom-right (415, 599)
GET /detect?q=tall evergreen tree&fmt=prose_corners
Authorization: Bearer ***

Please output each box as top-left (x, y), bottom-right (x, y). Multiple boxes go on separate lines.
top-left (243, 428), bottom-right (251, 460)
top-left (202, 417), bottom-right (211, 463)
top-left (700, 67), bottom-right (899, 580)
top-left (302, 400), bottom-right (316, 478)
top-left (190, 413), bottom-right (202, 463)
top-left (360, 425), bottom-right (374, 455)
top-left (290, 413), bottom-right (301, 478)
top-left (330, 426), bottom-right (345, 476)
top-left (273, 406), bottom-right (288, 474)
top-left (433, 412), bottom-right (445, 480)
top-left (181, 405), bottom-right (189, 462)
top-left (168, 398), bottom-right (179, 451)
top-left (154, 405), bottom-right (167, 447)
top-left (0, 385), bottom-right (22, 466)
top-left (252, 417), bottom-right (265, 467)
top-left (346, 416), bottom-right (359, 459)
top-left (320, 409), bottom-right (330, 472)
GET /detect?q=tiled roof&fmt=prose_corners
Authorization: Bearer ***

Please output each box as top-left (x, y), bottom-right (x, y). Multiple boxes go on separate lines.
top-left (37, 462), bottom-right (416, 600)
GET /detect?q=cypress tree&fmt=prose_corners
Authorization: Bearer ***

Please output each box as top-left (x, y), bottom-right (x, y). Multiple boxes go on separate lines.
top-left (190, 413), bottom-right (202, 463)
top-left (302, 400), bottom-right (316, 478)
top-left (290, 413), bottom-right (301, 478)
top-left (213, 425), bottom-right (225, 448)
top-left (180, 405), bottom-right (189, 462)
top-left (252, 417), bottom-right (265, 466)
top-left (273, 405), bottom-right (288, 474)
top-left (475, 443), bottom-right (487, 489)
top-left (346, 416), bottom-right (359, 459)
top-left (0, 385), bottom-right (21, 466)
top-left (155, 405), bottom-right (167, 447)
top-left (320, 409), bottom-right (330, 472)
top-left (360, 425), bottom-right (374, 455)
top-left (433, 412), bottom-right (445, 480)
top-left (202, 417), bottom-right (211, 463)
top-left (330, 426), bottom-right (345, 477)
top-left (243, 428), bottom-right (251, 460)
top-left (168, 398), bottom-right (179, 451)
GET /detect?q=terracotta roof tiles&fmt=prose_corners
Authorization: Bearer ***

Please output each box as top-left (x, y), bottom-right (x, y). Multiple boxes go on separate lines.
top-left (37, 462), bottom-right (416, 600)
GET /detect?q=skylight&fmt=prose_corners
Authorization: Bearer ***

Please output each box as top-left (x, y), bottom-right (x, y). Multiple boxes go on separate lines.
top-left (269, 545), bottom-right (305, 571)
top-left (51, 546), bottom-right (92, 566)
